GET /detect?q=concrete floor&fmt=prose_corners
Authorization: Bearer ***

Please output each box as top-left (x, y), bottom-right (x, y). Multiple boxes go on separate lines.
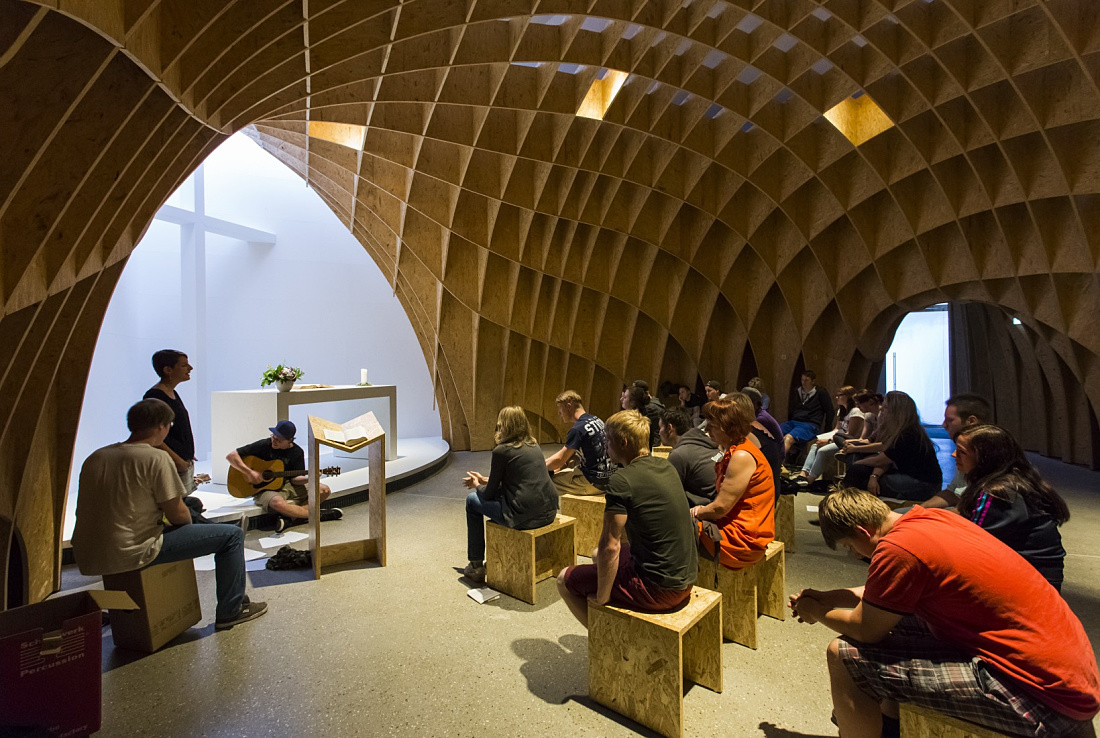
top-left (67, 449), bottom-right (1100, 737)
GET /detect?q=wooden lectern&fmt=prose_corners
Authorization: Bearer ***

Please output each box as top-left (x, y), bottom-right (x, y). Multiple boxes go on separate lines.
top-left (307, 412), bottom-right (387, 578)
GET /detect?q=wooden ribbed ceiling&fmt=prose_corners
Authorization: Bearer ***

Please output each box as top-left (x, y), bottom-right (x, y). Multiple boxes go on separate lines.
top-left (2, 0), bottom-right (1100, 602)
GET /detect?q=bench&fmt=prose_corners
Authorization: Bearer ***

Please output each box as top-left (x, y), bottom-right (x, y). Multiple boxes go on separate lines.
top-left (696, 540), bottom-right (785, 649)
top-left (899, 704), bottom-right (1010, 737)
top-left (588, 587), bottom-right (722, 738)
top-left (485, 515), bottom-right (575, 604)
top-left (774, 493), bottom-right (796, 552)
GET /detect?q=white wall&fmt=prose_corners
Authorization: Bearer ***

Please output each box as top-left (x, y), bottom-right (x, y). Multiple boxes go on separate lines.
top-left (68, 133), bottom-right (439, 497)
top-left (884, 306), bottom-right (950, 424)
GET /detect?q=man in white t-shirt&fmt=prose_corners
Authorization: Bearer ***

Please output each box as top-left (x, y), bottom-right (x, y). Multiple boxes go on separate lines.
top-left (72, 399), bottom-right (267, 631)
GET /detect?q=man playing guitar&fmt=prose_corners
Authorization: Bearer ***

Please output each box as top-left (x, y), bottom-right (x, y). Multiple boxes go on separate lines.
top-left (226, 420), bottom-right (341, 531)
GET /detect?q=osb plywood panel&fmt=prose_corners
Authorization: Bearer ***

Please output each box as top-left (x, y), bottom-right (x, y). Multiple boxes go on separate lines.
top-left (3, 0), bottom-right (1100, 605)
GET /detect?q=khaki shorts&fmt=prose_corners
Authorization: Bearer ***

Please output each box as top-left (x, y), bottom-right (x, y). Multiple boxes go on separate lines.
top-left (551, 468), bottom-right (604, 496)
top-left (255, 482), bottom-right (307, 512)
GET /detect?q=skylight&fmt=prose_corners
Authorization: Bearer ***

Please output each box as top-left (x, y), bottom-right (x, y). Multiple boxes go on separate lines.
top-left (823, 93), bottom-right (894, 146)
top-left (577, 69), bottom-right (629, 120)
top-left (308, 121), bottom-right (365, 150)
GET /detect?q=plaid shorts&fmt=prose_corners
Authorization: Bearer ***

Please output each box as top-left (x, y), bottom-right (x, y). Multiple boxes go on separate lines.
top-left (838, 617), bottom-right (1092, 737)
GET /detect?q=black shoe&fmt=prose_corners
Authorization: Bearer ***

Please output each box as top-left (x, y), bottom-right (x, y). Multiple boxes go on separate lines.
top-left (319, 507), bottom-right (343, 522)
top-left (274, 516), bottom-right (288, 533)
top-left (215, 601), bottom-right (268, 631)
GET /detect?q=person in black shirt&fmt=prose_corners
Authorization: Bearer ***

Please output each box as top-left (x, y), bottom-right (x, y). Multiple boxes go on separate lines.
top-left (557, 410), bottom-right (698, 627)
top-left (460, 406), bottom-right (558, 583)
top-left (545, 390), bottom-right (614, 494)
top-left (633, 380), bottom-right (663, 449)
top-left (226, 420), bottom-right (340, 530)
top-left (144, 349), bottom-right (207, 522)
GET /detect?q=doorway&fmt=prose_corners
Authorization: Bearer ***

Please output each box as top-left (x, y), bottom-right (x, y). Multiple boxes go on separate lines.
top-left (883, 303), bottom-right (950, 425)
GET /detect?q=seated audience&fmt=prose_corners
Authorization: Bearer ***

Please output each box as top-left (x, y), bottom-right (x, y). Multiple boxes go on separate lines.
top-left (461, 406), bottom-right (558, 583)
top-left (677, 384), bottom-right (703, 424)
top-left (557, 411), bottom-right (698, 627)
top-left (797, 385), bottom-right (865, 487)
top-left (659, 406), bottom-right (721, 506)
top-left (226, 420), bottom-right (340, 531)
top-left (73, 399), bottom-right (267, 630)
top-left (791, 488), bottom-right (1099, 738)
top-left (921, 393), bottom-right (992, 509)
top-left (844, 391), bottom-right (941, 501)
top-left (545, 390), bottom-right (614, 495)
top-left (955, 424), bottom-right (1069, 590)
top-left (692, 394), bottom-right (775, 569)
top-left (633, 379), bottom-right (663, 449)
top-left (747, 375), bottom-right (771, 411)
top-left (704, 380), bottom-right (723, 403)
top-left (741, 387), bottom-right (781, 489)
top-left (780, 370), bottom-right (833, 457)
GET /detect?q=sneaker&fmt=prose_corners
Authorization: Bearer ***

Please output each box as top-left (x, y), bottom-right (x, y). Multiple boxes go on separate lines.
top-left (319, 507), bottom-right (343, 522)
top-left (237, 514), bottom-right (249, 534)
top-left (215, 601), bottom-right (268, 631)
top-left (462, 561), bottom-right (486, 583)
top-left (274, 516), bottom-right (287, 534)
top-left (796, 478), bottom-right (810, 487)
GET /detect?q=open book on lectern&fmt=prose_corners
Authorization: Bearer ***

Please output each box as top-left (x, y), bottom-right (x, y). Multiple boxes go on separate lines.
top-left (309, 411), bottom-right (384, 452)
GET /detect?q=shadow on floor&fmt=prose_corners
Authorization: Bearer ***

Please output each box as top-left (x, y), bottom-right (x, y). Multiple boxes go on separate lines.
top-left (565, 695), bottom-right (664, 737)
top-left (512, 634), bottom-right (588, 704)
top-left (758, 722), bottom-right (835, 738)
top-left (453, 569), bottom-right (563, 612)
top-left (101, 623), bottom-right (212, 673)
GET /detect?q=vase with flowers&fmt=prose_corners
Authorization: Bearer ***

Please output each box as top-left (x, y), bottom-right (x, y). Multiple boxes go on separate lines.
top-left (261, 364), bottom-right (304, 393)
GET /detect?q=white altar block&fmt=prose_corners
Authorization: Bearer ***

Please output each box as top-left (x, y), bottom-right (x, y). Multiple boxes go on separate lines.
top-left (210, 385), bottom-right (397, 484)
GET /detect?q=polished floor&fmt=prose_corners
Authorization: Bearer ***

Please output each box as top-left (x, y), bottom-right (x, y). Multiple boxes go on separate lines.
top-left (63, 448), bottom-right (1100, 737)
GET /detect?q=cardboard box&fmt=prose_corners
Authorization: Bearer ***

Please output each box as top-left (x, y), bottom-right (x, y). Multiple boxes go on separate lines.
top-left (0, 589), bottom-right (136, 736)
top-left (102, 560), bottom-right (201, 653)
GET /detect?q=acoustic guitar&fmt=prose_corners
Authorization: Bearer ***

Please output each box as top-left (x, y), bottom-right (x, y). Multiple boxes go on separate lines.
top-left (227, 456), bottom-right (341, 498)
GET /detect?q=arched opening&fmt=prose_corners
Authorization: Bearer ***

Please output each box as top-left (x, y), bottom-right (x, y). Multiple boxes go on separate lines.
top-left (63, 134), bottom-right (442, 541)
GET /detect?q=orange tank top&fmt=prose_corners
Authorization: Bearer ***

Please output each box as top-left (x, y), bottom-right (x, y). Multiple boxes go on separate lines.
top-left (699, 440), bottom-right (776, 569)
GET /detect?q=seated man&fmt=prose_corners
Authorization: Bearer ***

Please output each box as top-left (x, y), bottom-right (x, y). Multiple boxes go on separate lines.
top-left (791, 488), bottom-right (1099, 738)
top-left (556, 411), bottom-right (698, 627)
top-left (633, 379), bottom-right (663, 449)
top-left (922, 393), bottom-right (992, 509)
top-left (72, 399), bottom-right (267, 630)
top-left (780, 370), bottom-right (833, 458)
top-left (659, 406), bottom-right (721, 506)
top-left (226, 420), bottom-right (340, 531)
top-left (545, 390), bottom-right (615, 495)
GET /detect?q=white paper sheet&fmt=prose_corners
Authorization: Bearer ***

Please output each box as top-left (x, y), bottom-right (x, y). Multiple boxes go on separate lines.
top-left (257, 530), bottom-right (308, 548)
top-left (467, 587), bottom-right (501, 604)
top-left (806, 505), bottom-right (819, 512)
top-left (193, 548), bottom-right (266, 571)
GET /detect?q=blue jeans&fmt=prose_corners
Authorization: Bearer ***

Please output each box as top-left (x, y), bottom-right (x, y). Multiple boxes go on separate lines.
top-left (151, 523), bottom-right (246, 622)
top-left (466, 488), bottom-right (506, 562)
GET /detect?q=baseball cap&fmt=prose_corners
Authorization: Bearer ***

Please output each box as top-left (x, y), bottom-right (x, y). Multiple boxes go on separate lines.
top-left (269, 420), bottom-right (296, 440)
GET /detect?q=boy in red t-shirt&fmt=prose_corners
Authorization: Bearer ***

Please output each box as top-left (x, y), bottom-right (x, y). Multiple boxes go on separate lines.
top-left (790, 488), bottom-right (1099, 738)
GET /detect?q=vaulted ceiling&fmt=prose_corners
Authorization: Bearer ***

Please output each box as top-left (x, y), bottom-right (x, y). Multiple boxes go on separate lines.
top-left (2, 0), bottom-right (1099, 602)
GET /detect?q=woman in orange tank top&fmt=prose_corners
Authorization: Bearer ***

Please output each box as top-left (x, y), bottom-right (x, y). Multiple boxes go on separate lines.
top-left (691, 393), bottom-right (776, 569)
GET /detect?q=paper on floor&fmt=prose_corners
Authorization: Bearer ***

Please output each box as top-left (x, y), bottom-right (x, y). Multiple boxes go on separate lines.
top-left (806, 505), bottom-right (818, 512)
top-left (257, 530), bottom-right (308, 548)
top-left (467, 587), bottom-right (501, 604)
top-left (192, 548), bottom-right (266, 571)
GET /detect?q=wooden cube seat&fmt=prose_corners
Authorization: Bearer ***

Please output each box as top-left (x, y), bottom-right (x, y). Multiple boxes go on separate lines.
top-left (775, 494), bottom-right (796, 552)
top-left (696, 540), bottom-right (785, 649)
top-left (485, 515), bottom-right (575, 604)
top-left (899, 704), bottom-right (1010, 737)
top-left (588, 587), bottom-right (722, 738)
top-left (651, 445), bottom-right (673, 459)
top-left (560, 494), bottom-right (629, 558)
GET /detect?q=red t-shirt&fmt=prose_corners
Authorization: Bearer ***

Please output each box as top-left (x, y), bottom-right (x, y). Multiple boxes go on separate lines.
top-left (864, 507), bottom-right (1100, 720)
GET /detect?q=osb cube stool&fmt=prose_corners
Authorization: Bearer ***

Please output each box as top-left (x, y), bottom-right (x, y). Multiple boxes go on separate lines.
top-left (588, 587), bottom-right (722, 738)
top-left (485, 515), bottom-right (575, 604)
top-left (899, 704), bottom-right (1009, 737)
top-left (775, 494), bottom-right (796, 552)
top-left (651, 445), bottom-right (673, 459)
top-left (696, 540), bottom-right (785, 649)
top-left (560, 494), bottom-right (615, 558)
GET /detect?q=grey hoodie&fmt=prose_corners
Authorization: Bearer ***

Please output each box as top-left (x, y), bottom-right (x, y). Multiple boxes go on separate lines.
top-left (668, 428), bottom-right (723, 507)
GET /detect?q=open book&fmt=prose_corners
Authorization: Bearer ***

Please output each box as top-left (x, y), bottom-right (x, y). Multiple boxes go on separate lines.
top-left (310, 411), bottom-right (384, 451)
top-left (323, 426), bottom-right (368, 445)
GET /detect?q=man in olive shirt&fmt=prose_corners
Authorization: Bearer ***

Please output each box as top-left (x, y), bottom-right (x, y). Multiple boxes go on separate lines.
top-left (557, 410), bottom-right (698, 627)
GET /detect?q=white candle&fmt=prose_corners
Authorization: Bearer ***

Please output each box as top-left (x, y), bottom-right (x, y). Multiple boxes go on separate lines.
top-left (360, 368), bottom-right (368, 384)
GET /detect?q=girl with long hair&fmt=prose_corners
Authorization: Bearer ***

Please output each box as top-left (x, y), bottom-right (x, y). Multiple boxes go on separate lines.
top-left (460, 406), bottom-right (559, 583)
top-left (955, 424), bottom-right (1069, 589)
top-left (797, 385), bottom-right (865, 485)
top-left (844, 391), bottom-right (941, 500)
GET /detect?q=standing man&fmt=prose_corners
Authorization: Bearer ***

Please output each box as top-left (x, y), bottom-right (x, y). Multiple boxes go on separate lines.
top-left (557, 411), bottom-right (698, 626)
top-left (545, 390), bottom-right (615, 495)
top-left (659, 406), bottom-right (721, 506)
top-left (921, 393), bottom-right (992, 509)
top-left (72, 399), bottom-right (267, 630)
top-left (780, 370), bottom-right (833, 456)
top-left (226, 420), bottom-right (340, 531)
top-left (791, 488), bottom-right (1099, 737)
top-left (144, 349), bottom-right (205, 521)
